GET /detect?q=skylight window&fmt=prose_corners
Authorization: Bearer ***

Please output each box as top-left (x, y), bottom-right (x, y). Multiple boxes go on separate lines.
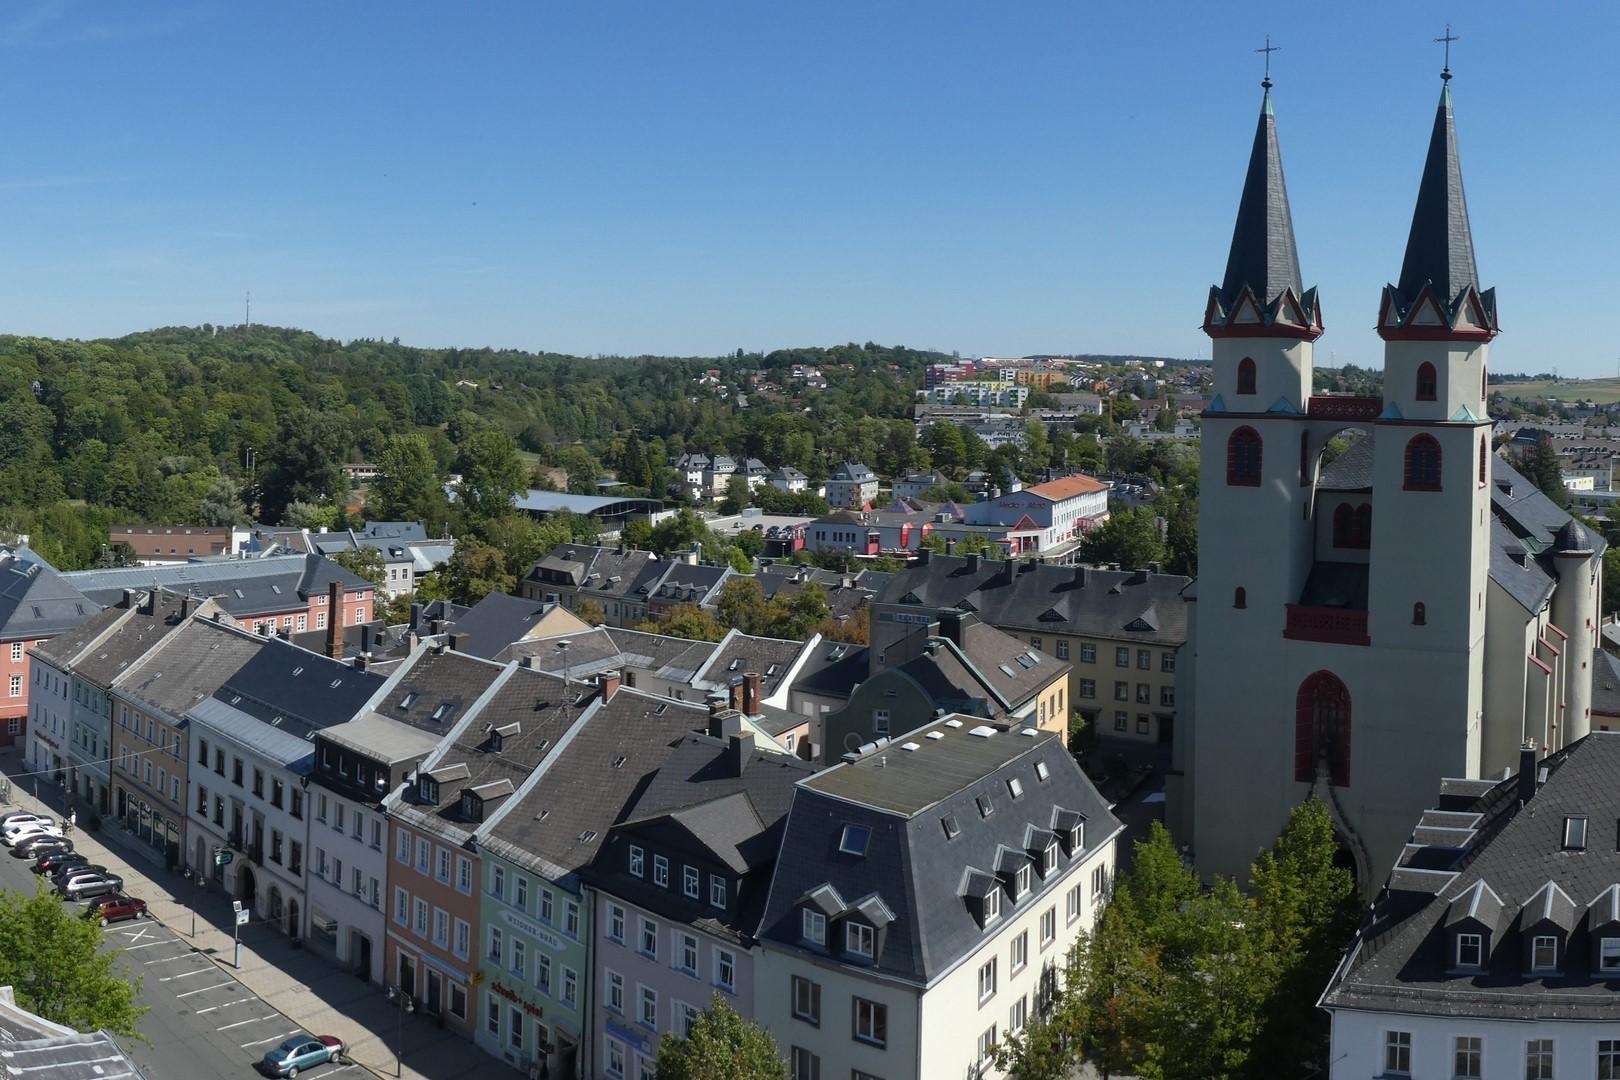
top-left (976, 794), bottom-right (993, 818)
top-left (291, 666), bottom-right (304, 677)
top-left (1024, 651), bottom-right (1041, 664)
top-left (766, 664), bottom-right (780, 676)
top-left (1564, 816), bottom-right (1588, 850)
top-left (1015, 655), bottom-right (1035, 669)
top-left (1034, 761), bottom-right (1050, 782)
top-left (838, 824), bottom-right (871, 857)
top-left (400, 691), bottom-right (419, 710)
top-left (941, 815), bottom-right (960, 839)
top-left (997, 663), bottom-right (1017, 677)
top-left (728, 659), bottom-right (742, 671)
top-left (1007, 778), bottom-right (1024, 799)
top-left (430, 703), bottom-right (451, 722)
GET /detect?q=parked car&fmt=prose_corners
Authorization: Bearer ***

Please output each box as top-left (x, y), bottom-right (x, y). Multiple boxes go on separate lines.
top-left (258, 1033), bottom-right (344, 1077)
top-left (32, 851), bottom-right (88, 876)
top-left (50, 862), bottom-right (105, 884)
top-left (2, 822), bottom-right (64, 847)
top-left (0, 811), bottom-right (51, 829)
top-left (83, 894), bottom-right (147, 926)
top-left (12, 834), bottom-right (71, 858)
top-left (59, 871), bottom-right (123, 901)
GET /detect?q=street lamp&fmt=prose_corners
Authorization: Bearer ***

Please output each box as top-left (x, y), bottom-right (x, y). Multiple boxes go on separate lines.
top-left (385, 984), bottom-right (415, 1078)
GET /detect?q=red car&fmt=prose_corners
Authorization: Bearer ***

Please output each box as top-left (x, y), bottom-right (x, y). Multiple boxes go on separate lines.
top-left (83, 894), bottom-right (147, 926)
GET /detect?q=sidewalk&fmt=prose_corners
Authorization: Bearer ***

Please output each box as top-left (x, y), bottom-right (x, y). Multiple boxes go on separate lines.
top-left (0, 751), bottom-right (519, 1080)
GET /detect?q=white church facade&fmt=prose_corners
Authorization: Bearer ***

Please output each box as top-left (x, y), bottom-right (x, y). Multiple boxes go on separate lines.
top-left (1169, 73), bottom-right (1603, 890)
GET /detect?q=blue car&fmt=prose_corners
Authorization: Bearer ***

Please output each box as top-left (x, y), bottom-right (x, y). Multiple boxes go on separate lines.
top-left (258, 1033), bottom-right (344, 1077)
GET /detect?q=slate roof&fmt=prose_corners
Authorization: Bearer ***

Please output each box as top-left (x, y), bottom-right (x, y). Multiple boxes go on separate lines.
top-left (389, 666), bottom-right (587, 846)
top-left (525, 544), bottom-right (664, 602)
top-left (648, 562), bottom-right (731, 605)
top-left (1487, 456), bottom-right (1603, 613)
top-left (788, 639), bottom-right (869, 699)
top-left (72, 591), bottom-right (198, 687)
top-left (63, 553), bottom-right (370, 619)
top-left (116, 620), bottom-right (269, 718)
top-left (502, 627), bottom-right (624, 675)
top-left (602, 629), bottom-right (718, 682)
top-left (1394, 83), bottom-right (1480, 314)
top-left (1323, 732), bottom-right (1620, 1021)
top-left (481, 688), bottom-right (711, 881)
top-left (0, 546), bottom-right (96, 642)
top-left (692, 630), bottom-right (810, 701)
top-left (1593, 650), bottom-right (1620, 719)
top-left (444, 592), bottom-right (569, 660)
top-left (877, 556), bottom-right (1191, 648)
top-left (203, 636), bottom-right (384, 754)
top-left (831, 463), bottom-right (876, 483)
top-left (758, 717), bottom-right (1121, 986)
top-left (1217, 88), bottom-right (1303, 311)
top-left (583, 732), bottom-right (817, 939)
top-left (372, 647), bottom-right (505, 736)
top-left (1317, 436), bottom-right (1374, 492)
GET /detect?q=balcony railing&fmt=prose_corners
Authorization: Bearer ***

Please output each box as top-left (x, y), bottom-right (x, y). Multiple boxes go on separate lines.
top-left (1284, 605), bottom-right (1370, 646)
top-left (1306, 395), bottom-right (1383, 422)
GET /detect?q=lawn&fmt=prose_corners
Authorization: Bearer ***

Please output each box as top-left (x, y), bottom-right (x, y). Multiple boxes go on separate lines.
top-left (1493, 378), bottom-right (1620, 405)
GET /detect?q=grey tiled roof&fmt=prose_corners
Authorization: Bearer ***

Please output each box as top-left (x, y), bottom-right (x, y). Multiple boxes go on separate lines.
top-left (1316, 436), bottom-right (1374, 491)
top-left (1217, 89), bottom-right (1303, 312)
top-left (373, 647), bottom-right (505, 735)
top-left (788, 640), bottom-right (868, 698)
top-left (877, 556), bottom-right (1191, 648)
top-left (1323, 732), bottom-right (1620, 1020)
top-left (1593, 650), bottom-right (1620, 718)
top-left (0, 546), bottom-right (96, 642)
top-left (445, 592), bottom-right (568, 660)
top-left (482, 688), bottom-right (711, 881)
top-left (526, 544), bottom-right (664, 602)
top-left (63, 553), bottom-right (370, 619)
top-left (210, 636), bottom-right (383, 736)
top-left (74, 591), bottom-right (196, 687)
top-left (692, 630), bottom-right (810, 700)
top-left (0, 986), bottom-right (144, 1078)
top-left (758, 717), bottom-right (1121, 984)
top-left (116, 620), bottom-right (269, 718)
top-left (1393, 85), bottom-right (1480, 314)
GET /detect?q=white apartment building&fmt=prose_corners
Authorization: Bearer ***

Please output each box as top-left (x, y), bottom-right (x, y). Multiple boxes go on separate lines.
top-left (753, 717), bottom-right (1120, 1080)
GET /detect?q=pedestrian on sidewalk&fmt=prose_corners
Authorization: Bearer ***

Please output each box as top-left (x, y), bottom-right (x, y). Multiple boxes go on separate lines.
top-left (66, 811), bottom-right (76, 836)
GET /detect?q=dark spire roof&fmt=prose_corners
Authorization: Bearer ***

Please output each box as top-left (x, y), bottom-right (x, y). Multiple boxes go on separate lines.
top-left (1218, 88), bottom-right (1303, 311)
top-left (1395, 83), bottom-right (1479, 309)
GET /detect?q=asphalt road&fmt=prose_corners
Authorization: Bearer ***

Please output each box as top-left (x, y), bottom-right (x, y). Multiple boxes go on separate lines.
top-left (0, 840), bottom-right (360, 1080)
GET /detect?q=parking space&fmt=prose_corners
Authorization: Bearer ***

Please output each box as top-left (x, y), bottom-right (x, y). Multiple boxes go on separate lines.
top-left (99, 918), bottom-right (362, 1078)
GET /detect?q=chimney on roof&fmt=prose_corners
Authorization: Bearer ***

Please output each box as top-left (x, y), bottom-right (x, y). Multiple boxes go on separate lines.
top-left (1075, 565), bottom-right (1092, 588)
top-left (428, 618), bottom-right (444, 636)
top-left (708, 707), bottom-right (745, 741)
top-left (998, 556), bottom-right (1016, 585)
top-left (599, 671), bottom-right (621, 703)
top-left (520, 655), bottom-right (534, 669)
top-left (1518, 740), bottom-right (1539, 807)
top-left (359, 623), bottom-right (373, 657)
top-left (938, 610), bottom-right (968, 648)
top-left (409, 602), bottom-right (423, 630)
top-left (729, 680), bottom-right (744, 712)
top-left (946, 538), bottom-right (957, 555)
top-left (121, 589), bottom-right (138, 610)
top-left (178, 595), bottom-right (191, 621)
top-left (707, 693), bottom-right (728, 724)
top-left (727, 731), bottom-right (754, 778)
top-left (326, 581), bottom-right (344, 660)
top-left (743, 671), bottom-right (762, 716)
top-left (916, 548), bottom-right (931, 566)
top-left (966, 552), bottom-right (980, 572)
top-left (448, 631), bottom-right (468, 654)
top-left (141, 590), bottom-right (157, 616)
top-left (354, 653), bottom-right (369, 672)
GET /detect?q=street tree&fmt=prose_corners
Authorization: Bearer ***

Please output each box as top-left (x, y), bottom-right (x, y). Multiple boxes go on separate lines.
top-left (0, 889), bottom-right (144, 1037)
top-left (655, 995), bottom-right (784, 1079)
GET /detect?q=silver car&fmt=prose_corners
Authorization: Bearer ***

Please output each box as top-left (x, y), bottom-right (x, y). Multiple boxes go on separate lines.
top-left (59, 870), bottom-right (123, 900)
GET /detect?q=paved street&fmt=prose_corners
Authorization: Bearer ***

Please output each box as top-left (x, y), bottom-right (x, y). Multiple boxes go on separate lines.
top-left (0, 751), bottom-right (519, 1080)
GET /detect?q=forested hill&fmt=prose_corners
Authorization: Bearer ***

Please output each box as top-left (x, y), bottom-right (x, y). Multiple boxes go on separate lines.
top-left (0, 325), bottom-right (949, 568)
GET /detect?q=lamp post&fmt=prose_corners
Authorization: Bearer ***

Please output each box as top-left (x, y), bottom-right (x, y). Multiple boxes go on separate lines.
top-left (386, 984), bottom-right (414, 1078)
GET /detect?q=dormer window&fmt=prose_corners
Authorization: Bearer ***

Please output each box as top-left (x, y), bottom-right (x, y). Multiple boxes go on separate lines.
top-left (1040, 843), bottom-right (1058, 876)
top-left (838, 824), bottom-right (871, 857)
top-left (628, 845), bottom-right (644, 878)
top-left (1563, 816), bottom-right (1587, 850)
top-left (460, 792), bottom-right (483, 822)
top-left (417, 777), bottom-right (439, 804)
top-left (802, 909), bottom-right (826, 946)
top-left (846, 922), bottom-right (875, 959)
top-left (1456, 932), bottom-right (1483, 969)
top-left (1014, 864), bottom-right (1031, 899)
top-left (1600, 937), bottom-right (1620, 974)
top-left (710, 876), bottom-right (726, 909)
top-left (1532, 935), bottom-right (1559, 972)
top-left (653, 855), bottom-right (670, 888)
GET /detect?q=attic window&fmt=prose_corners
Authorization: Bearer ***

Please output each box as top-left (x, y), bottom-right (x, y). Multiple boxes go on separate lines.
top-left (1015, 655), bottom-right (1035, 669)
top-left (728, 659), bottom-right (742, 671)
top-left (766, 664), bottom-right (780, 676)
top-left (838, 824), bottom-right (871, 857)
top-left (230, 694), bottom-right (243, 705)
top-left (1023, 651), bottom-right (1041, 665)
top-left (292, 666), bottom-right (305, 677)
top-left (975, 794), bottom-right (993, 818)
top-left (329, 679), bottom-right (343, 689)
top-left (941, 815), bottom-right (960, 840)
top-left (400, 691), bottom-right (419, 710)
top-left (1006, 778), bottom-right (1024, 799)
top-left (233, 589), bottom-right (244, 599)
top-left (654, 703), bottom-right (669, 716)
top-left (430, 703), bottom-right (451, 722)
top-left (1034, 761), bottom-right (1050, 782)
top-left (612, 756), bottom-right (627, 769)
top-left (997, 663), bottom-right (1017, 677)
top-left (1564, 816), bottom-right (1588, 850)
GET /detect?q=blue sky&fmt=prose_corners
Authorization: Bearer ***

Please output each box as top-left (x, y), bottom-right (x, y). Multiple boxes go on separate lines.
top-left (1, 1), bottom-right (1616, 373)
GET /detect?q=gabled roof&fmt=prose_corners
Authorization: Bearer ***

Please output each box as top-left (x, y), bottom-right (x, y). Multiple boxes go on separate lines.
top-left (446, 592), bottom-right (571, 660)
top-left (115, 619), bottom-right (269, 719)
top-left (0, 546), bottom-right (96, 642)
top-left (1022, 473), bottom-right (1108, 502)
top-left (63, 553), bottom-right (371, 619)
top-left (693, 629), bottom-right (814, 702)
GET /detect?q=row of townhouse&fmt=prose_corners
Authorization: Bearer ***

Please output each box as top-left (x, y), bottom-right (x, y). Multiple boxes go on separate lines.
top-left (520, 544), bottom-right (735, 629)
top-left (24, 574), bottom-right (1124, 1080)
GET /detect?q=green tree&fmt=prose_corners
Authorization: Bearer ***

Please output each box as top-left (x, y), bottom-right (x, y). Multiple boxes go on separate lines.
top-left (718, 474), bottom-right (753, 516)
top-left (574, 598), bottom-right (606, 626)
top-left (454, 429), bottom-right (528, 521)
top-left (197, 477), bottom-right (248, 526)
top-left (1516, 434), bottom-right (1569, 507)
top-left (444, 541), bottom-right (516, 604)
top-left (282, 500), bottom-right (340, 531)
top-left (0, 889), bottom-right (144, 1037)
top-left (370, 434), bottom-right (445, 523)
top-left (1079, 507), bottom-right (1165, 569)
top-left (331, 547), bottom-right (387, 590)
top-left (636, 604), bottom-right (725, 642)
top-left (655, 994), bottom-right (784, 1079)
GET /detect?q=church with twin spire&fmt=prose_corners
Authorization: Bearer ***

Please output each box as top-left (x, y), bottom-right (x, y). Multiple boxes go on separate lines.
top-left (1169, 64), bottom-right (1603, 891)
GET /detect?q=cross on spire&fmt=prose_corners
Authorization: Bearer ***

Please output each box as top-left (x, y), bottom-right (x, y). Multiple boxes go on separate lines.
top-left (1435, 24), bottom-right (1458, 81)
top-left (1256, 34), bottom-right (1279, 89)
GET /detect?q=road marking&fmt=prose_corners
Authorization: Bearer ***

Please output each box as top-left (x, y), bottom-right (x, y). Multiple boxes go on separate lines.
top-left (118, 940), bottom-right (173, 953)
top-left (196, 997), bottom-right (253, 1015)
top-left (141, 952), bottom-right (193, 965)
top-left (176, 981), bottom-right (235, 998)
top-left (217, 1014), bottom-right (278, 1032)
top-left (242, 1029), bottom-right (300, 1048)
top-left (159, 967), bottom-right (216, 982)
top-left (118, 926), bottom-right (156, 943)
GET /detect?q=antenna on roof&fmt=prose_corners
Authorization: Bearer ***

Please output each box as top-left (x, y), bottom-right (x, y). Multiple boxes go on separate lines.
top-left (245, 289), bottom-right (251, 328)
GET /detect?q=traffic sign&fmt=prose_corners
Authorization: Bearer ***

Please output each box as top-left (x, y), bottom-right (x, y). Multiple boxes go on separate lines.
top-left (214, 849), bottom-right (233, 867)
top-left (235, 907), bottom-right (250, 927)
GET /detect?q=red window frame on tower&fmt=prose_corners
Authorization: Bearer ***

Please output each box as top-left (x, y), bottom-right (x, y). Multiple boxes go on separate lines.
top-left (1479, 435), bottom-right (1488, 487)
top-left (1331, 503), bottom-right (1373, 549)
top-left (1404, 435), bottom-right (1443, 491)
top-left (1227, 427), bottom-right (1262, 487)
top-left (1236, 358), bottom-right (1256, 396)
top-left (1295, 671), bottom-right (1351, 787)
top-left (1416, 362), bottom-right (1438, 402)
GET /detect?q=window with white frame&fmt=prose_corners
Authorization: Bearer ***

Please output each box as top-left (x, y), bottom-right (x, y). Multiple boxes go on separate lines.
top-left (1453, 1036), bottom-right (1482, 1080)
top-left (639, 917), bottom-right (658, 960)
top-left (791, 975), bottom-right (820, 1026)
top-left (607, 903), bottom-right (625, 944)
top-left (978, 957), bottom-right (997, 1002)
top-left (1383, 1030), bottom-right (1411, 1076)
top-left (1041, 906), bottom-right (1056, 948)
top-left (852, 997), bottom-right (886, 1047)
top-left (653, 854), bottom-right (669, 887)
top-left (1010, 930), bottom-right (1027, 973)
top-left (683, 865), bottom-right (699, 898)
top-left (977, 1025), bottom-right (997, 1066)
top-left (456, 856), bottom-right (471, 893)
top-left (1532, 935), bottom-right (1558, 972)
top-left (605, 1038), bottom-right (625, 1078)
top-left (1598, 1040), bottom-right (1620, 1080)
top-left (514, 876), bottom-right (528, 910)
top-left (710, 875), bottom-right (727, 909)
top-left (1456, 932), bottom-right (1483, 969)
top-left (638, 985), bottom-right (657, 1029)
top-left (1067, 882), bottom-right (1082, 924)
top-left (453, 918), bottom-right (469, 959)
top-left (487, 926), bottom-right (503, 963)
top-left (1601, 937), bottom-right (1620, 974)
top-left (629, 845), bottom-right (644, 877)
top-left (802, 909), bottom-right (825, 946)
top-left (1008, 993), bottom-right (1027, 1035)
top-left (565, 901), bottom-right (580, 938)
top-left (714, 949), bottom-right (735, 993)
top-left (540, 889), bottom-right (554, 924)
top-left (536, 954), bottom-right (552, 995)
top-left (606, 970), bottom-right (623, 1013)
top-left (395, 830), bottom-right (411, 864)
top-left (1525, 1039), bottom-right (1553, 1080)
top-left (677, 932), bottom-right (698, 976)
top-left (845, 922), bottom-right (874, 959)
top-left (1015, 863), bottom-right (1032, 898)
top-left (561, 965), bottom-right (577, 1007)
top-left (789, 1046), bottom-right (819, 1080)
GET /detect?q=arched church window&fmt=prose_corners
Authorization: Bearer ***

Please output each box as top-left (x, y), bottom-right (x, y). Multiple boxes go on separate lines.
top-left (1237, 358), bottom-right (1256, 395)
top-left (1332, 503), bottom-right (1352, 548)
top-left (1481, 364), bottom-right (1487, 401)
top-left (1404, 435), bottom-right (1443, 491)
top-left (1226, 427), bottom-right (1262, 487)
top-left (1479, 435), bottom-right (1488, 487)
top-left (1233, 587), bottom-right (1246, 609)
top-left (1295, 671), bottom-right (1351, 787)
top-left (1354, 504), bottom-right (1372, 548)
top-left (1416, 362), bottom-right (1438, 401)
top-left (1413, 602), bottom-right (1426, 626)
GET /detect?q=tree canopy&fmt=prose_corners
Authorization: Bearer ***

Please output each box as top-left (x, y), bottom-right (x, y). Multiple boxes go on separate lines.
top-left (655, 995), bottom-right (784, 1079)
top-left (0, 888), bottom-right (144, 1037)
